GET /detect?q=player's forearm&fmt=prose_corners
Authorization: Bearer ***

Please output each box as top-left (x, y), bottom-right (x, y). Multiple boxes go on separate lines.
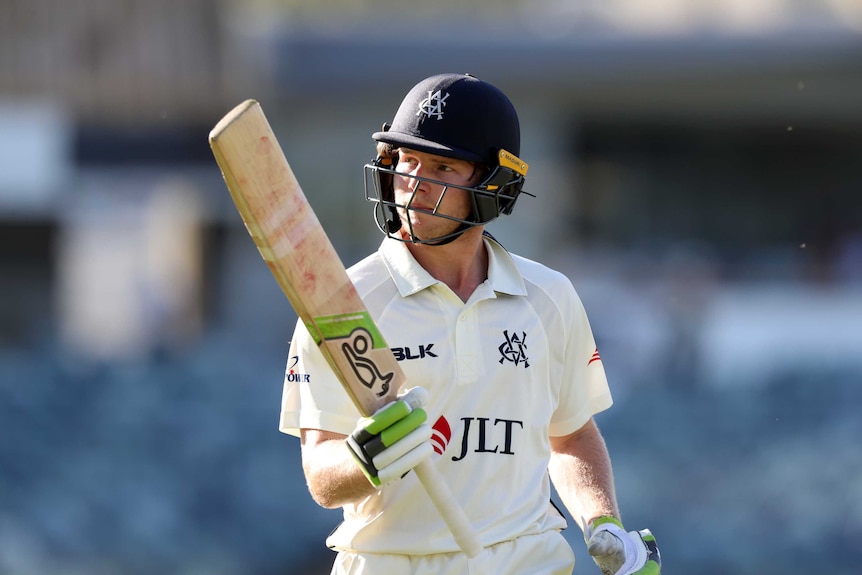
top-left (548, 418), bottom-right (620, 530)
top-left (300, 430), bottom-right (377, 508)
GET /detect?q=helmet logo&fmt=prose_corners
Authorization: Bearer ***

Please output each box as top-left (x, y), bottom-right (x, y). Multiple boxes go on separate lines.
top-left (416, 90), bottom-right (449, 120)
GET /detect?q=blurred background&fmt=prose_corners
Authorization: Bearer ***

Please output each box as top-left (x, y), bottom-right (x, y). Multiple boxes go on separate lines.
top-left (1, 0), bottom-right (861, 573)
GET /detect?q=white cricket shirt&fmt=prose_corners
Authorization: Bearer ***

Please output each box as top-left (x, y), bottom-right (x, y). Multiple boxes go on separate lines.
top-left (280, 235), bottom-right (613, 555)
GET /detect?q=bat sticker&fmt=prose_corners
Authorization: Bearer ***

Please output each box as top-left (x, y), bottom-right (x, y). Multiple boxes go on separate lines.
top-left (310, 312), bottom-right (394, 396)
top-left (340, 328), bottom-right (394, 396)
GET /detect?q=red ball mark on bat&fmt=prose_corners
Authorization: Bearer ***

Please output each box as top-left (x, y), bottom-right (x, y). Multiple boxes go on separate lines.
top-left (257, 137), bottom-right (273, 160)
top-left (303, 270), bottom-right (317, 289)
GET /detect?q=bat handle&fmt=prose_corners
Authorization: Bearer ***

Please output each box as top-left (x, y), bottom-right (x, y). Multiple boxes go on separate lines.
top-left (414, 459), bottom-right (484, 558)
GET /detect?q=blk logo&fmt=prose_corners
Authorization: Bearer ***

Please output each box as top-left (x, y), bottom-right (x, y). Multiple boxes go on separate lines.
top-left (392, 344), bottom-right (438, 361)
top-left (498, 330), bottom-right (529, 368)
top-left (417, 90), bottom-right (449, 120)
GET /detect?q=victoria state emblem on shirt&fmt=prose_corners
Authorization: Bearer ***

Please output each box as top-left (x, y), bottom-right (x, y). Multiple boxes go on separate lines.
top-left (498, 330), bottom-right (529, 368)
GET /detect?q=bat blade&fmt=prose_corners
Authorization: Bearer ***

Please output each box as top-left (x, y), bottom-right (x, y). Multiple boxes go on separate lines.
top-left (209, 99), bottom-right (399, 415)
top-left (209, 100), bottom-right (482, 557)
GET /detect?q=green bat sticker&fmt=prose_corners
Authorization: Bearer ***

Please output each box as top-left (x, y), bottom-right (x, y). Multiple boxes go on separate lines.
top-left (307, 312), bottom-right (394, 396)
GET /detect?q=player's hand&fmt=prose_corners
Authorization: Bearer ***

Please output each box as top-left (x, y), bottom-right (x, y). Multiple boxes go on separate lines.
top-left (346, 387), bottom-right (434, 488)
top-left (585, 516), bottom-right (661, 575)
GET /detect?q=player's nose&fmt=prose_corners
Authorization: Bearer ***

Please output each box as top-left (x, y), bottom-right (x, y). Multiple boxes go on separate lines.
top-left (403, 166), bottom-right (433, 195)
top-left (404, 160), bottom-right (429, 180)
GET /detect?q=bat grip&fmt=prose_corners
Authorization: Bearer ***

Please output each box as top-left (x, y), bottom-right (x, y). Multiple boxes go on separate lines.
top-left (414, 459), bottom-right (483, 558)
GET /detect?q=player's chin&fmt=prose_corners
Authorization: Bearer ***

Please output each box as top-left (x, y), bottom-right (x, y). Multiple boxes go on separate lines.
top-left (402, 215), bottom-right (433, 234)
top-left (401, 213), bottom-right (466, 242)
top-left (400, 225), bottom-right (437, 243)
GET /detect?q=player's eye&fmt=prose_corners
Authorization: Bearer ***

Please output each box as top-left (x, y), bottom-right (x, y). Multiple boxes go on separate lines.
top-left (399, 164), bottom-right (415, 172)
top-left (396, 156), bottom-right (418, 169)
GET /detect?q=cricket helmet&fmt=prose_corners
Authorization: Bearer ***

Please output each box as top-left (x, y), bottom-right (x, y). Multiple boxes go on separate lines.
top-left (364, 73), bottom-right (530, 245)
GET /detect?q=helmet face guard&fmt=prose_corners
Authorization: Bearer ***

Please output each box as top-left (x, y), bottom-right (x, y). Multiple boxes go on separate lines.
top-left (365, 73), bottom-right (530, 245)
top-left (364, 149), bottom-right (530, 245)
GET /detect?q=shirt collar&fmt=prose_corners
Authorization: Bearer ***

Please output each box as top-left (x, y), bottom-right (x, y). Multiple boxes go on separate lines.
top-left (379, 234), bottom-right (527, 298)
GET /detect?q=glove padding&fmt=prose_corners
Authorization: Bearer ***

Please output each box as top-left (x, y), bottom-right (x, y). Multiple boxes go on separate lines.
top-left (345, 387), bottom-right (434, 488)
top-left (586, 516), bottom-right (661, 575)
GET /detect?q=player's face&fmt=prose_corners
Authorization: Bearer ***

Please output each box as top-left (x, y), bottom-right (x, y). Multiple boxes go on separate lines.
top-left (392, 149), bottom-right (479, 241)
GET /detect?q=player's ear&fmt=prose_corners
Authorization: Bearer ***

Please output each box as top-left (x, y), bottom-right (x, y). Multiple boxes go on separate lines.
top-left (375, 140), bottom-right (397, 162)
top-left (374, 142), bottom-right (397, 201)
top-left (371, 141), bottom-right (400, 233)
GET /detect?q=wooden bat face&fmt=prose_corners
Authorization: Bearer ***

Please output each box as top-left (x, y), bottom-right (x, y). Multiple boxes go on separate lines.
top-left (209, 99), bottom-right (401, 415)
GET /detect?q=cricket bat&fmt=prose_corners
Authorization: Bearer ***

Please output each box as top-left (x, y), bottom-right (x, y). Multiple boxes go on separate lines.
top-left (209, 99), bottom-right (483, 558)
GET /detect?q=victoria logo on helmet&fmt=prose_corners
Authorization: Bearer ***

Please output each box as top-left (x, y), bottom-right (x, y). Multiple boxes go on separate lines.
top-left (417, 90), bottom-right (449, 120)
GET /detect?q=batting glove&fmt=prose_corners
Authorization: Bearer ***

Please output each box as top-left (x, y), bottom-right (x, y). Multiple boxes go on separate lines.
top-left (585, 516), bottom-right (661, 575)
top-left (345, 387), bottom-right (434, 488)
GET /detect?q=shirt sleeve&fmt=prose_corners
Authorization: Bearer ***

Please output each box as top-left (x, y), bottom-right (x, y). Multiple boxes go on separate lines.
top-left (548, 285), bottom-right (614, 437)
top-left (279, 318), bottom-right (361, 438)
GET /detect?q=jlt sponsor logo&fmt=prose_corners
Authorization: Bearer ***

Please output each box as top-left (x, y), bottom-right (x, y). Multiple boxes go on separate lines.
top-left (432, 415), bottom-right (524, 461)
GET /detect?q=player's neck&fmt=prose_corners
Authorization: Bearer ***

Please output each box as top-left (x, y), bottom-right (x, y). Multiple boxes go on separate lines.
top-left (407, 228), bottom-right (488, 303)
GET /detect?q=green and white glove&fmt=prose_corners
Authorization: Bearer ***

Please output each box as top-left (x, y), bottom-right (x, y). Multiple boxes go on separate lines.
top-left (586, 516), bottom-right (662, 575)
top-left (345, 387), bottom-right (434, 488)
